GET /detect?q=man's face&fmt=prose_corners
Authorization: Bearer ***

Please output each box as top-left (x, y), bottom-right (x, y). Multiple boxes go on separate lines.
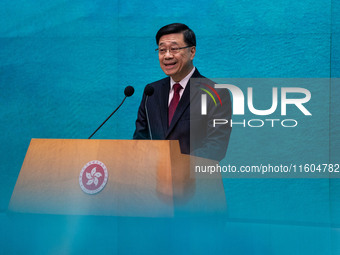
top-left (158, 33), bottom-right (196, 82)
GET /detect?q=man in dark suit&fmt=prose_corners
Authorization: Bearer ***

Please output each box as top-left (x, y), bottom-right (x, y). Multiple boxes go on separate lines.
top-left (133, 23), bottom-right (231, 161)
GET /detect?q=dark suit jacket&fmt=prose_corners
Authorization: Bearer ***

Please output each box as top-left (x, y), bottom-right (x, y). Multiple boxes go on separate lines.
top-left (133, 69), bottom-right (232, 161)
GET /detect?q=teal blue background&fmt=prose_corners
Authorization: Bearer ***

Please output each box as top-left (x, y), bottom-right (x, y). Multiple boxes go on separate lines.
top-left (1, 0), bottom-right (339, 254)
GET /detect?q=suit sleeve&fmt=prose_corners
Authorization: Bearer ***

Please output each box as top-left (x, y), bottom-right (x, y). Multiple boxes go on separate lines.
top-left (133, 89), bottom-right (150, 140)
top-left (192, 88), bottom-right (232, 162)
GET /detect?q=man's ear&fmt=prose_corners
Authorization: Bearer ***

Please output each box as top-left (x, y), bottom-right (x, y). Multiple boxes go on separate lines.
top-left (190, 46), bottom-right (196, 60)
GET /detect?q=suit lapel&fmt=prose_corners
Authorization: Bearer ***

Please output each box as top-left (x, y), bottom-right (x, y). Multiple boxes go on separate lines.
top-left (165, 69), bottom-right (204, 137)
top-left (166, 82), bottom-right (190, 136)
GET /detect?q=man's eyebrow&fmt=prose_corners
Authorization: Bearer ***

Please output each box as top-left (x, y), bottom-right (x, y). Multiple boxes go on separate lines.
top-left (159, 41), bottom-right (180, 46)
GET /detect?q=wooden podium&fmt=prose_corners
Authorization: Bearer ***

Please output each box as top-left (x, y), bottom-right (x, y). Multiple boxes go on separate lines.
top-left (9, 139), bottom-right (227, 217)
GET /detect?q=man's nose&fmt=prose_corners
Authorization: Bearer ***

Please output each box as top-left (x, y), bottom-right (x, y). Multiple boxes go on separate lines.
top-left (164, 50), bottom-right (174, 58)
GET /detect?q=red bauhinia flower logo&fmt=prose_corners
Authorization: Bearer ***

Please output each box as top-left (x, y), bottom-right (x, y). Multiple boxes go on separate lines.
top-left (86, 167), bottom-right (102, 186)
top-left (79, 160), bottom-right (108, 195)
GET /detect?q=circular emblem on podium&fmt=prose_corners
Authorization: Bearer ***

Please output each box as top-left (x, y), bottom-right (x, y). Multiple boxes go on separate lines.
top-left (79, 160), bottom-right (108, 195)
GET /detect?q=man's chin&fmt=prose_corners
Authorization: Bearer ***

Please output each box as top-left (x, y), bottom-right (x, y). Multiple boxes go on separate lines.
top-left (162, 69), bottom-right (177, 77)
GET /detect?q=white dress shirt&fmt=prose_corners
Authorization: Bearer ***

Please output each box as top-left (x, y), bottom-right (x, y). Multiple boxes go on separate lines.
top-left (168, 67), bottom-right (196, 106)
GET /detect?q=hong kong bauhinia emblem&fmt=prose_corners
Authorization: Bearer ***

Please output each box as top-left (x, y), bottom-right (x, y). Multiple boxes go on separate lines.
top-left (79, 160), bottom-right (108, 195)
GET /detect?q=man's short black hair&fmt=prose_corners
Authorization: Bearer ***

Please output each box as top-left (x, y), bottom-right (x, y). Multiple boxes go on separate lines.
top-left (156, 23), bottom-right (196, 47)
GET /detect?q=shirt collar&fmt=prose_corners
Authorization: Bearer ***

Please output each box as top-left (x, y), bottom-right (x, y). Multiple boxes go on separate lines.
top-left (170, 67), bottom-right (196, 90)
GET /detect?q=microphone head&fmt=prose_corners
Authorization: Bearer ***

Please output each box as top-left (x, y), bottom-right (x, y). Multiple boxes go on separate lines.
top-left (144, 85), bottom-right (154, 96)
top-left (124, 86), bottom-right (135, 97)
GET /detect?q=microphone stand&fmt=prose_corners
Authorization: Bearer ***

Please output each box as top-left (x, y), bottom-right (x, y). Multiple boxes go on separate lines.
top-left (88, 96), bottom-right (127, 139)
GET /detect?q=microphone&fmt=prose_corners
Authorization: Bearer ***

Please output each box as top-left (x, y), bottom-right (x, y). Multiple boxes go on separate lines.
top-left (124, 86), bottom-right (135, 97)
top-left (144, 85), bottom-right (154, 97)
top-left (88, 86), bottom-right (135, 139)
top-left (144, 85), bottom-right (154, 140)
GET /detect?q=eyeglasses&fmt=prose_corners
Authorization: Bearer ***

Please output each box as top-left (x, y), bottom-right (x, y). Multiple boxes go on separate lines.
top-left (155, 46), bottom-right (192, 55)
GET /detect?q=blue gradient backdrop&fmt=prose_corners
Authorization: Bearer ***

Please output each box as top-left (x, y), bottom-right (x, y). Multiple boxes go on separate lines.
top-left (0, 0), bottom-right (339, 254)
